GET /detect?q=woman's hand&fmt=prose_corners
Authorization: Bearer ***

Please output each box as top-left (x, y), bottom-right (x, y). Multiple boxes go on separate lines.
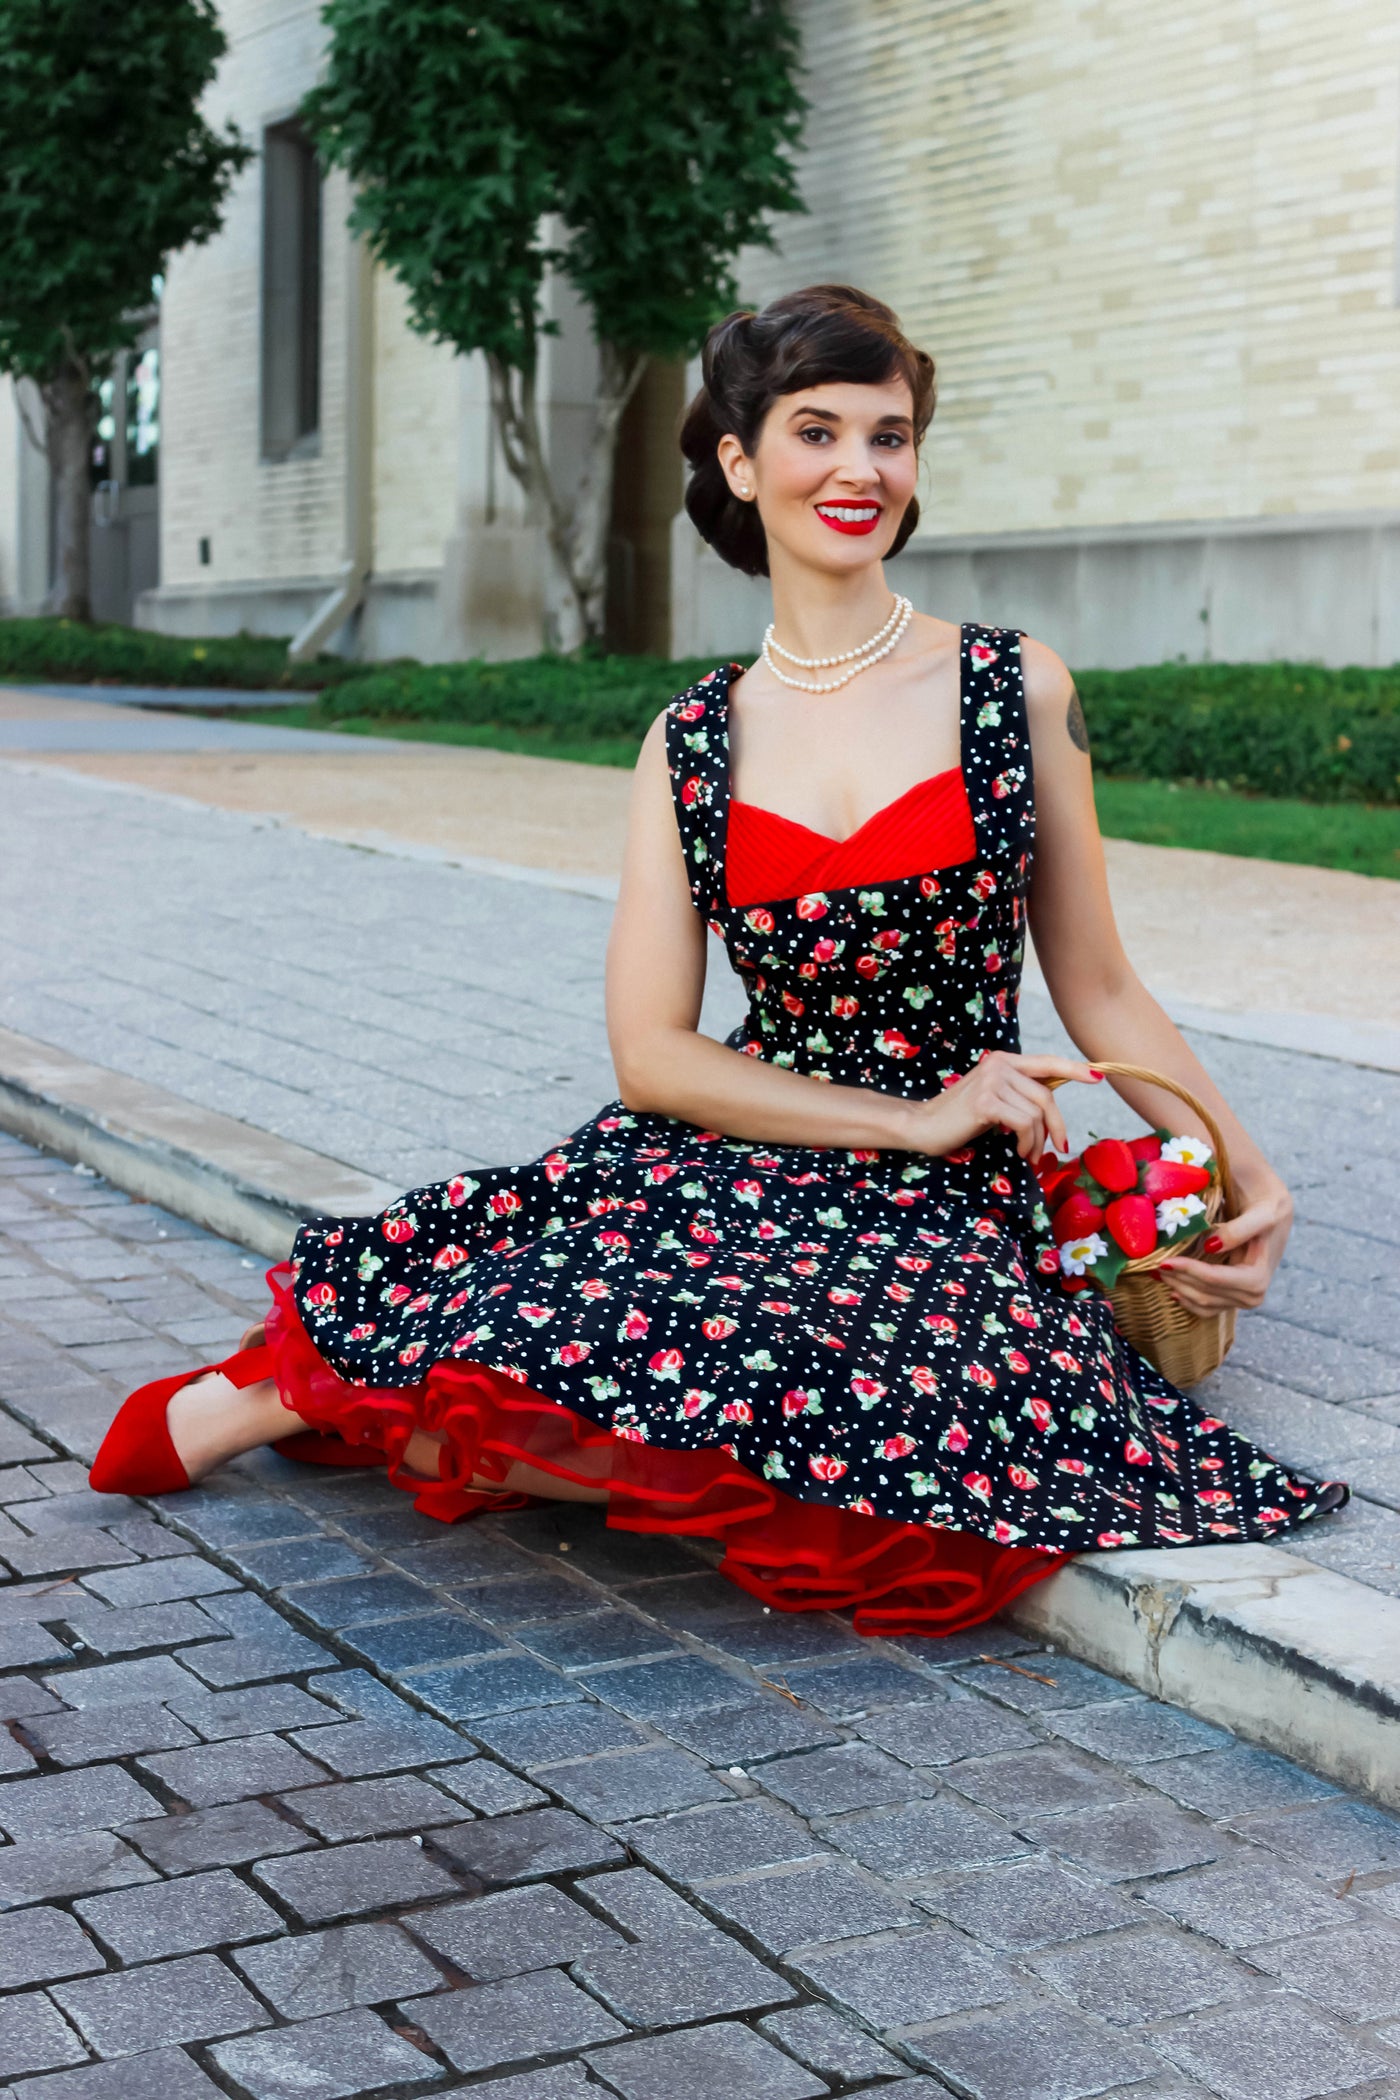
top-left (1159, 1175), bottom-right (1294, 1316)
top-left (907, 1050), bottom-right (1105, 1162)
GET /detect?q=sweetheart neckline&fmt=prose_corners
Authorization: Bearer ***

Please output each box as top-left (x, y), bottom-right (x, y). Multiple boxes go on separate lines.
top-left (728, 764), bottom-right (964, 850)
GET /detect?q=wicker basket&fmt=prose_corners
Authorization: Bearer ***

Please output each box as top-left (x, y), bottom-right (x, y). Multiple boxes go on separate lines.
top-left (1046, 1059), bottom-right (1239, 1388)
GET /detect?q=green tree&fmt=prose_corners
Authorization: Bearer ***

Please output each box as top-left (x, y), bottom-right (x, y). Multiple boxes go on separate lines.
top-left (0, 0), bottom-right (251, 619)
top-left (306, 0), bottom-right (805, 649)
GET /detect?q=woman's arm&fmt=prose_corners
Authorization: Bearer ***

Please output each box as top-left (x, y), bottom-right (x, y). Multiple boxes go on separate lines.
top-left (1022, 637), bottom-right (1292, 1312)
top-left (605, 714), bottom-right (1099, 1160)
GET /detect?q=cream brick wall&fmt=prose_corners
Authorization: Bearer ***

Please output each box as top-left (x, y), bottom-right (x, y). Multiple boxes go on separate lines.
top-left (739, 0), bottom-right (1400, 538)
top-left (371, 272), bottom-right (460, 578)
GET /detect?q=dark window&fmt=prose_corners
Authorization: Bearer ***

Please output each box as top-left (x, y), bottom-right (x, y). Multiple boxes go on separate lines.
top-left (261, 119), bottom-right (321, 460)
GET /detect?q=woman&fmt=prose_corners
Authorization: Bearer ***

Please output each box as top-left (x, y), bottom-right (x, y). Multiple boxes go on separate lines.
top-left (90, 284), bottom-right (1346, 1635)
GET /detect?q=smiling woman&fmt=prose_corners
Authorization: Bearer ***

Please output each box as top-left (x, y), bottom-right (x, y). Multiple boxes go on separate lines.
top-left (89, 283), bottom-right (1348, 1637)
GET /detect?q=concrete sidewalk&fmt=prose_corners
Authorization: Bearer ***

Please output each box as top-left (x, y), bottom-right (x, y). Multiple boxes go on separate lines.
top-left (0, 1133), bottom-right (1398, 2099)
top-left (2, 758), bottom-right (1400, 1806)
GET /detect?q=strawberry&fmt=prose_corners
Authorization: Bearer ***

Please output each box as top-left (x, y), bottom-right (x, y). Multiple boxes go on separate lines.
top-left (1082, 1138), bottom-right (1139, 1193)
top-left (1052, 1190), bottom-right (1105, 1242)
top-left (1036, 1157), bottom-right (1082, 1208)
top-left (1105, 1192), bottom-right (1157, 1258)
top-left (1127, 1133), bottom-right (1163, 1163)
top-left (1140, 1159), bottom-right (1212, 1201)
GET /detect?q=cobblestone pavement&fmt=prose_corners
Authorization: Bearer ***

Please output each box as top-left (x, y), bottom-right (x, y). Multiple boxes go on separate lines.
top-left (0, 1136), bottom-right (1398, 2097)
top-left (4, 764), bottom-right (1400, 1601)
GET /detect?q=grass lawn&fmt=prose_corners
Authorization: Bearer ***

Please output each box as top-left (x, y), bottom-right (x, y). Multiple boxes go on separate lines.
top-left (240, 707), bottom-right (1400, 880)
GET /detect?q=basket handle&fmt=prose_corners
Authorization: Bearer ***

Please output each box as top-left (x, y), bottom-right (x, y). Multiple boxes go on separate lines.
top-left (1045, 1059), bottom-right (1238, 1217)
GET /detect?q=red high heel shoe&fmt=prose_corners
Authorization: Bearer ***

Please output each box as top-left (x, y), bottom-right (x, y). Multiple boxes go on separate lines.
top-left (89, 1342), bottom-right (276, 1497)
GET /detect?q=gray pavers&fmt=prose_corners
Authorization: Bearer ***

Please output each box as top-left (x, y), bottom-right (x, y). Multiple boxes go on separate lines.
top-left (286, 1713), bottom-right (465, 1776)
top-left (0, 1994), bottom-right (88, 2080)
top-left (758, 1740), bottom-right (938, 1818)
top-left (208, 2008), bottom-right (440, 2100)
top-left (430, 1804), bottom-right (625, 1884)
top-left (404, 1654), bottom-right (581, 1720)
top-left (1034, 1924), bottom-right (1257, 2024)
top-left (7, 2048), bottom-right (227, 2097)
top-left (587, 2021), bottom-right (827, 2099)
top-left (1140, 1740), bottom-right (1342, 1819)
top-left (0, 1831), bottom-right (156, 1907)
top-left (23, 1701), bottom-right (198, 1767)
top-left (654, 1700), bottom-right (844, 1766)
top-left (1035, 1798), bottom-right (1226, 1880)
top-left (469, 1702), bottom-right (649, 1769)
top-left (136, 1732), bottom-right (327, 1806)
top-left (52, 1951), bottom-right (270, 2056)
top-left (407, 1966), bottom-right (625, 2073)
top-left (1242, 1794), bottom-right (1400, 1873)
top-left (572, 1931), bottom-right (794, 2027)
top-left (1137, 1859), bottom-right (1363, 1948)
top-left (278, 1774), bottom-right (467, 1842)
top-left (625, 1800), bottom-right (827, 1887)
top-left (575, 1868), bottom-right (714, 1940)
top-left (169, 1681), bottom-right (339, 1740)
top-left (124, 1801), bottom-right (313, 1875)
top-left (544, 1746), bottom-right (732, 1823)
top-left (251, 1837), bottom-right (461, 1925)
top-left (408, 1884), bottom-right (624, 1980)
top-left (0, 1765), bottom-right (163, 1841)
top-left (791, 1926), bottom-right (1018, 2028)
top-left (918, 1857), bottom-right (1139, 1949)
top-left (0, 1906), bottom-right (105, 1988)
top-left (830, 1795), bottom-right (1035, 1879)
top-left (855, 1694), bottom-right (1039, 1766)
top-left (699, 1860), bottom-right (920, 1953)
top-left (1155, 1998), bottom-right (1399, 2099)
top-left (910, 2001), bottom-right (1164, 2094)
top-left (231, 1922), bottom-right (444, 2019)
top-left (426, 1759), bottom-right (546, 1815)
top-left (1250, 1921), bottom-right (1400, 2022)
top-left (758, 2002), bottom-right (911, 2084)
top-left (75, 1869), bottom-right (282, 1963)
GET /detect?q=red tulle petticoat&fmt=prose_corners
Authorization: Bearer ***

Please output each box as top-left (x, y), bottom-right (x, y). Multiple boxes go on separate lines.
top-left (264, 1263), bottom-right (1066, 1639)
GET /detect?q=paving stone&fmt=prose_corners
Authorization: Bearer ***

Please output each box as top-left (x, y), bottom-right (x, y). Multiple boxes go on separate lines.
top-left (545, 1746), bottom-right (732, 1823)
top-left (53, 1951), bottom-right (270, 2057)
top-left (14, 1490), bottom-right (140, 1538)
top-left (381, 1537), bottom-right (537, 1586)
top-left (758, 2002), bottom-right (910, 2085)
top-left (772, 1655), bottom-right (943, 1718)
top-left (287, 1714), bottom-right (466, 1776)
top-left (421, 2070), bottom-right (588, 2100)
top-left (917, 1858), bottom-right (1139, 1949)
top-left (698, 1613), bottom-right (866, 1669)
top-left (1250, 1921), bottom-right (1400, 2021)
top-left (252, 1837), bottom-right (461, 1924)
top-left (0, 1674), bottom-right (62, 1718)
top-left (758, 1740), bottom-right (936, 1818)
top-left (430, 1804), bottom-right (625, 1885)
top-left (451, 1572), bottom-right (605, 1625)
top-left (81, 1559), bottom-right (239, 1610)
top-left (831, 1797), bottom-right (1034, 1879)
top-left (572, 1929), bottom-right (794, 2027)
top-left (172, 1497), bottom-right (318, 1548)
top-left (657, 1701), bottom-right (843, 1767)
top-left (1141, 1742), bottom-right (1341, 1819)
top-left (569, 1654), bottom-right (745, 1721)
top-left (75, 1869), bottom-right (282, 1963)
top-left (227, 1538), bottom-right (370, 1591)
top-left (1044, 1698), bottom-right (1233, 1765)
top-left (0, 1994), bottom-right (88, 2080)
top-left (408, 1965), bottom-right (625, 2074)
top-left (102, 1518), bottom-right (196, 1563)
top-left (61, 1603), bottom-right (220, 1657)
top-left (41, 1657), bottom-right (205, 1710)
top-left (137, 1733), bottom-right (328, 1808)
top-left (6, 2046), bottom-right (227, 2097)
top-left (0, 1765), bottom-right (163, 1841)
top-left (468, 1702), bottom-right (651, 1769)
top-left (232, 1920), bottom-right (444, 2019)
top-left (177, 1629), bottom-right (334, 1686)
top-left (1035, 1925), bottom-right (1257, 2024)
top-left (575, 1868), bottom-right (715, 1940)
top-left (278, 1573), bottom-right (439, 1630)
top-left (518, 1611), bottom-right (679, 1670)
top-left (794, 1925), bottom-right (1019, 2029)
top-left (279, 1774), bottom-right (469, 1842)
top-left (23, 1702), bottom-right (198, 1768)
top-left (170, 1681), bottom-right (340, 1741)
top-left (409, 1883), bottom-right (625, 1980)
top-left (949, 1745), bottom-right (1137, 1820)
top-left (954, 1653), bottom-right (1141, 1714)
top-left (0, 1623), bottom-right (69, 1668)
top-left (701, 1859), bottom-right (921, 1952)
top-left (426, 1759), bottom-right (547, 1816)
top-left (1, 1531), bottom-right (136, 1578)
top-left (1239, 1795), bottom-right (1400, 1874)
top-left (1156, 1997), bottom-right (1398, 2100)
top-left (0, 1907), bottom-right (105, 1988)
top-left (626, 1800), bottom-right (827, 1887)
top-left (209, 2006), bottom-right (440, 2099)
top-left (587, 2019), bottom-right (826, 2100)
top-left (410, 1656), bottom-right (581, 1720)
top-left (338, 1611), bottom-right (503, 1672)
top-left (856, 1697), bottom-right (1040, 1767)
top-left (1036, 1799), bottom-right (1225, 1881)
top-left (124, 1801), bottom-right (314, 1875)
top-left (909, 2001), bottom-right (1164, 2095)
top-left (1137, 1859), bottom-right (1356, 1948)
top-left (0, 1830), bottom-right (156, 1906)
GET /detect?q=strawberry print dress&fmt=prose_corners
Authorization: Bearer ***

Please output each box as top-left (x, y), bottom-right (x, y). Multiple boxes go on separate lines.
top-left (264, 624), bottom-right (1347, 1636)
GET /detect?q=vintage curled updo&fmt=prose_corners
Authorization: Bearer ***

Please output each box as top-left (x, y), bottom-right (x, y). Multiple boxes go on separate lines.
top-left (681, 284), bottom-right (937, 578)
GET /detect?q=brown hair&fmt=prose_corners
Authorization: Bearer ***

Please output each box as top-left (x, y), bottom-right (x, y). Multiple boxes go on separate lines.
top-left (680, 284), bottom-right (937, 577)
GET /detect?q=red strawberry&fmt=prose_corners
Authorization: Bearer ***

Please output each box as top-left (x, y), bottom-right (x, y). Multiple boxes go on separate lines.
top-left (1127, 1133), bottom-right (1163, 1163)
top-left (1140, 1159), bottom-right (1212, 1201)
top-left (1037, 1157), bottom-right (1082, 1208)
top-left (1105, 1192), bottom-right (1157, 1258)
top-left (1082, 1138), bottom-right (1138, 1193)
top-left (1052, 1190), bottom-right (1105, 1242)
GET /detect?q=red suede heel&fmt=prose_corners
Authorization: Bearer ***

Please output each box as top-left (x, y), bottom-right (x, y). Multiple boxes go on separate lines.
top-left (89, 1343), bottom-right (274, 1497)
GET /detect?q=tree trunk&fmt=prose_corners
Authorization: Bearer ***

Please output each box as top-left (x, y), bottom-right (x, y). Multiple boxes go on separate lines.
top-left (41, 357), bottom-right (96, 621)
top-left (486, 341), bottom-right (646, 652)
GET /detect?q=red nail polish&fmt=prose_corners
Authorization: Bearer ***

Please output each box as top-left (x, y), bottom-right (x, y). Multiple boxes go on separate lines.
top-left (1089, 1068), bottom-right (1104, 1080)
top-left (1204, 1234), bottom-right (1223, 1253)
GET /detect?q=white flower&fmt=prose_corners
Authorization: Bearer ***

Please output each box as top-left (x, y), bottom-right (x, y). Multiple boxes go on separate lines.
top-left (1156, 1193), bottom-right (1207, 1233)
top-left (1059, 1233), bottom-right (1109, 1276)
top-left (1161, 1134), bottom-right (1213, 1168)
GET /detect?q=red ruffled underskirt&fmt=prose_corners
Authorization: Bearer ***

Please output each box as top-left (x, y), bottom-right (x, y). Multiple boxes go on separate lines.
top-left (264, 1264), bottom-right (1066, 1639)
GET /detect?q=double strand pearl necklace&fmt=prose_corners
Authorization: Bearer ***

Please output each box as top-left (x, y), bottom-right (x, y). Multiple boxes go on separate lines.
top-left (762, 593), bottom-right (913, 693)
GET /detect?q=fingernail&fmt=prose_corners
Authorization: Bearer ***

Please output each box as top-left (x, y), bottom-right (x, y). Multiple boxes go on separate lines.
top-left (1159, 1260), bottom-right (1176, 1270)
top-left (1089, 1069), bottom-right (1104, 1080)
top-left (1204, 1235), bottom-right (1223, 1253)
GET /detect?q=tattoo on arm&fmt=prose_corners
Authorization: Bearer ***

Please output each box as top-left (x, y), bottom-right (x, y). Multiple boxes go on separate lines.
top-left (1066, 684), bottom-right (1090, 754)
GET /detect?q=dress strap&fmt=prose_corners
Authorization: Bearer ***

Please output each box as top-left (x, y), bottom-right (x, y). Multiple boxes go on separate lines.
top-left (665, 662), bottom-right (738, 920)
top-left (958, 622), bottom-right (1035, 863)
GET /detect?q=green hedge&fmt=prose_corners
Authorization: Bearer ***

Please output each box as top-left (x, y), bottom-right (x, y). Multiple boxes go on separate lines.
top-left (1075, 661), bottom-right (1400, 805)
top-left (319, 653), bottom-right (724, 742)
top-left (0, 616), bottom-right (365, 690)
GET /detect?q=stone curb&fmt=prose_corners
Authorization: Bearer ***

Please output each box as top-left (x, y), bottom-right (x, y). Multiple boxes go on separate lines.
top-left (1, 1022), bottom-right (1396, 1808)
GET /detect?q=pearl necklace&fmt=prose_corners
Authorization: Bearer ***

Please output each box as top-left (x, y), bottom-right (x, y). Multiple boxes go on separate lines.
top-left (761, 594), bottom-right (913, 694)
